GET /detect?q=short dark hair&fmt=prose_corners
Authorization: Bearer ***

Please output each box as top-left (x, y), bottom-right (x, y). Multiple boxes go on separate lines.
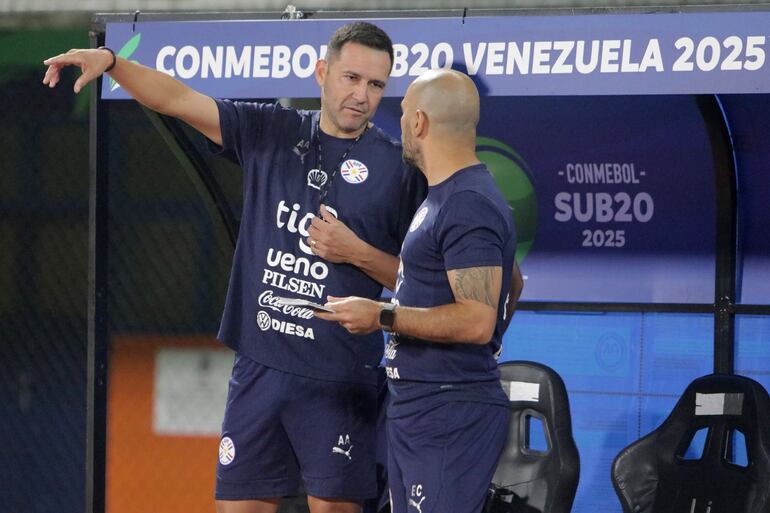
top-left (327, 21), bottom-right (394, 71)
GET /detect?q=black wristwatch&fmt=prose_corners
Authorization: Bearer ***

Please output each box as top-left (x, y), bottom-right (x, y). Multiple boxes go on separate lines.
top-left (379, 303), bottom-right (397, 333)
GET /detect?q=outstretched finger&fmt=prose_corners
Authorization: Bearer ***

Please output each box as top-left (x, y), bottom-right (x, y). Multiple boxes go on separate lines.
top-left (313, 310), bottom-right (336, 321)
top-left (42, 65), bottom-right (61, 87)
top-left (73, 70), bottom-right (97, 94)
top-left (42, 54), bottom-right (65, 67)
top-left (43, 53), bottom-right (81, 67)
top-left (43, 53), bottom-right (88, 89)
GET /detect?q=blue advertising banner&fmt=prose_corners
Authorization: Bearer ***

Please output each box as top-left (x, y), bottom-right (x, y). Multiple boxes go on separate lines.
top-left (104, 12), bottom-right (770, 99)
top-left (484, 95), bottom-right (716, 303)
top-left (375, 95), bottom-right (717, 304)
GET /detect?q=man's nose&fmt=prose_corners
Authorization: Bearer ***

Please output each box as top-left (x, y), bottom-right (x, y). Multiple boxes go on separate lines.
top-left (351, 82), bottom-right (368, 103)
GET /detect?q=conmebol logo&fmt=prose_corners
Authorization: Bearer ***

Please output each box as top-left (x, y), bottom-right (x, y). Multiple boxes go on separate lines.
top-left (154, 44), bottom-right (327, 80)
top-left (110, 33), bottom-right (141, 92)
top-left (476, 136), bottom-right (538, 262)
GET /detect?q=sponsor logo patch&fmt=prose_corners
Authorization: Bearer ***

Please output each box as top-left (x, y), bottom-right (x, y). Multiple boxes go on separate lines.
top-left (307, 169), bottom-right (328, 190)
top-left (257, 311), bottom-right (271, 331)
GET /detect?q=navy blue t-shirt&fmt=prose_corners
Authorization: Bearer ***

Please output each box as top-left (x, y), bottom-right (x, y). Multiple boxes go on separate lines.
top-left (385, 164), bottom-right (516, 414)
top-left (212, 100), bottom-right (425, 385)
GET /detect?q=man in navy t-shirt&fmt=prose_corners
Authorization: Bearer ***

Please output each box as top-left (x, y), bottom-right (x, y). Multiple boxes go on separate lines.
top-left (318, 69), bottom-right (522, 513)
top-left (45, 22), bottom-right (425, 513)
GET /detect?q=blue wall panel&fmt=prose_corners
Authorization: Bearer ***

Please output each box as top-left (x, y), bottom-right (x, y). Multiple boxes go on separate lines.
top-left (503, 312), bottom-right (712, 512)
top-left (736, 315), bottom-right (770, 392)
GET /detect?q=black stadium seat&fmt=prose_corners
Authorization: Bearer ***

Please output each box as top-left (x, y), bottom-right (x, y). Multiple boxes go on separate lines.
top-left (612, 373), bottom-right (770, 513)
top-left (486, 361), bottom-right (580, 513)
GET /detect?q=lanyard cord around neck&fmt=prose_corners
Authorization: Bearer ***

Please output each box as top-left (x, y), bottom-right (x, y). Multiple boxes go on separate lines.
top-left (315, 118), bottom-right (369, 208)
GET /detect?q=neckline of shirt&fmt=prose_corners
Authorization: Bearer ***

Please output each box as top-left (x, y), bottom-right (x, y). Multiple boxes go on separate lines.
top-left (428, 163), bottom-right (487, 190)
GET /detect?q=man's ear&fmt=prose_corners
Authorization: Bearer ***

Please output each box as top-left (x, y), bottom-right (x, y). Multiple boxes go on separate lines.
top-left (414, 109), bottom-right (428, 138)
top-left (315, 59), bottom-right (327, 87)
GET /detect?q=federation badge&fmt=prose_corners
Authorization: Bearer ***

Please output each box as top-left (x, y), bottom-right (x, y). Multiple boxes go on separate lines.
top-left (340, 159), bottom-right (369, 184)
top-left (409, 207), bottom-right (429, 232)
top-left (219, 436), bottom-right (236, 465)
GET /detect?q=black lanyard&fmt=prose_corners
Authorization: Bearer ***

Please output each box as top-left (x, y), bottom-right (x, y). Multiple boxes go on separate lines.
top-left (313, 119), bottom-right (369, 208)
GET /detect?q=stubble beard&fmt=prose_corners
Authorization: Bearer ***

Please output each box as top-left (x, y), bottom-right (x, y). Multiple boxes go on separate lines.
top-left (402, 141), bottom-right (423, 171)
top-left (324, 104), bottom-right (370, 137)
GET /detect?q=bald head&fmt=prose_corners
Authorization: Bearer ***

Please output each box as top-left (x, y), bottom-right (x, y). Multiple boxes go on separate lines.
top-left (407, 69), bottom-right (480, 135)
top-left (400, 69), bottom-right (482, 178)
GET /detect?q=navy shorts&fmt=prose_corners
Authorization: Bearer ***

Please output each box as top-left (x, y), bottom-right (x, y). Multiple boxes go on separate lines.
top-left (216, 355), bottom-right (378, 501)
top-left (387, 401), bottom-right (510, 513)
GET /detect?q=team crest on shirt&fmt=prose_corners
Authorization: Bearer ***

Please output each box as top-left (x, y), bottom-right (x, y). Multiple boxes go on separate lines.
top-left (409, 207), bottom-right (429, 232)
top-left (340, 159), bottom-right (369, 184)
top-left (307, 168), bottom-right (328, 190)
top-left (219, 436), bottom-right (235, 465)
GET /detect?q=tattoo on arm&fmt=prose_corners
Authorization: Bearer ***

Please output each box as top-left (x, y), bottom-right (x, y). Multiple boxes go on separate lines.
top-left (451, 267), bottom-right (500, 308)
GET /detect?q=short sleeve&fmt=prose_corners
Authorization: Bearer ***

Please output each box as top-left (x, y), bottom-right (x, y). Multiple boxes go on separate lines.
top-left (435, 191), bottom-right (508, 271)
top-left (207, 99), bottom-right (277, 164)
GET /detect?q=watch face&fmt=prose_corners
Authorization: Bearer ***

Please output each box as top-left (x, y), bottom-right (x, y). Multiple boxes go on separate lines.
top-left (380, 305), bottom-right (395, 330)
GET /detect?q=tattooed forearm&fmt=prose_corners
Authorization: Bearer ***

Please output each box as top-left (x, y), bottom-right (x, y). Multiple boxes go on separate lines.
top-left (451, 266), bottom-right (501, 308)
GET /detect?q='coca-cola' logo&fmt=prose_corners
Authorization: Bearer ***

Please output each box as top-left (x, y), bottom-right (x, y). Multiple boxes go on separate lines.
top-left (258, 290), bottom-right (315, 320)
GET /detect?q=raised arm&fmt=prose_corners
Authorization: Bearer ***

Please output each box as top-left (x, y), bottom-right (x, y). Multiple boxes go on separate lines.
top-left (43, 48), bottom-right (222, 145)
